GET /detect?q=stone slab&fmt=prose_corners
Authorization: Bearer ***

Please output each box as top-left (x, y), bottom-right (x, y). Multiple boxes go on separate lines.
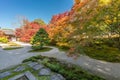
top-left (9, 71), bottom-right (36, 80)
top-left (39, 68), bottom-right (51, 76)
top-left (28, 62), bottom-right (38, 67)
top-left (0, 71), bottom-right (11, 79)
top-left (14, 66), bottom-right (25, 72)
top-left (51, 73), bottom-right (65, 80)
top-left (32, 64), bottom-right (44, 70)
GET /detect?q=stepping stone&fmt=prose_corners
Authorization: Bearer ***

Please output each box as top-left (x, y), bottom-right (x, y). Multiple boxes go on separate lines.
top-left (32, 64), bottom-right (44, 70)
top-left (28, 62), bottom-right (38, 67)
top-left (25, 71), bottom-right (37, 80)
top-left (14, 66), bottom-right (25, 72)
top-left (39, 68), bottom-right (51, 76)
top-left (9, 71), bottom-right (36, 80)
top-left (50, 74), bottom-right (65, 80)
top-left (0, 71), bottom-right (11, 79)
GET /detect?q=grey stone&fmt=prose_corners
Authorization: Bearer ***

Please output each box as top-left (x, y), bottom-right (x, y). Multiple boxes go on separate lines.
top-left (9, 71), bottom-right (36, 80)
top-left (14, 66), bottom-right (25, 72)
top-left (51, 74), bottom-right (65, 80)
top-left (32, 64), bottom-right (44, 70)
top-left (0, 71), bottom-right (11, 79)
top-left (25, 71), bottom-right (37, 80)
top-left (39, 68), bottom-right (51, 76)
top-left (28, 62), bottom-right (38, 67)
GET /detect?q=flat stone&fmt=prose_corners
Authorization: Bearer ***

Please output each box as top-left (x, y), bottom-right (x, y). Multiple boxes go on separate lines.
top-left (32, 64), bottom-right (44, 70)
top-left (39, 68), bottom-right (51, 76)
top-left (51, 74), bottom-right (65, 80)
top-left (14, 66), bottom-right (25, 72)
top-left (28, 62), bottom-right (38, 67)
top-left (25, 71), bottom-right (37, 80)
top-left (9, 71), bottom-right (36, 80)
top-left (0, 71), bottom-right (11, 79)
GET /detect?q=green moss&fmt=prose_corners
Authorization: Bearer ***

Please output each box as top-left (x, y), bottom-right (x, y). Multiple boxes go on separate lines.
top-left (29, 47), bottom-right (52, 52)
top-left (43, 61), bottom-right (104, 80)
top-left (52, 45), bottom-right (69, 52)
top-left (58, 46), bottom-right (69, 52)
top-left (84, 45), bottom-right (120, 62)
top-left (3, 47), bottom-right (23, 50)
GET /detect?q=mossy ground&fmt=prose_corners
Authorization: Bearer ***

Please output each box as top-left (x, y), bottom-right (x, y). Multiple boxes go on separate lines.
top-left (84, 45), bottom-right (120, 62)
top-left (29, 47), bottom-right (52, 52)
top-left (3, 47), bottom-right (23, 50)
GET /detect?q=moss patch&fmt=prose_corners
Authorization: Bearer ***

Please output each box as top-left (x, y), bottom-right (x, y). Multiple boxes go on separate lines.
top-left (84, 45), bottom-right (120, 62)
top-left (29, 47), bottom-right (52, 52)
top-left (3, 47), bottom-right (23, 50)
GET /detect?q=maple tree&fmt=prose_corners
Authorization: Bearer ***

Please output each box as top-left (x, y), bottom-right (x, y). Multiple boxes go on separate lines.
top-left (48, 0), bottom-right (120, 53)
top-left (15, 19), bottom-right (47, 42)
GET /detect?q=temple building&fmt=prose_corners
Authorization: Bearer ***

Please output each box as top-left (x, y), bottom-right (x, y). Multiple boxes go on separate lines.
top-left (0, 29), bottom-right (16, 41)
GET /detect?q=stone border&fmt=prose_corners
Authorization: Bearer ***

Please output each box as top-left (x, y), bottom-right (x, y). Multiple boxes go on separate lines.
top-left (9, 71), bottom-right (37, 80)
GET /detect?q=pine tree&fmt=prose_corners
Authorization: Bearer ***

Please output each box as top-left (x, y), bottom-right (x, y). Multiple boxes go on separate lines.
top-left (31, 28), bottom-right (50, 49)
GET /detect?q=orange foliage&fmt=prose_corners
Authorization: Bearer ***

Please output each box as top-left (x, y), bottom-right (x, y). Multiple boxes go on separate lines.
top-left (15, 21), bottom-right (48, 42)
top-left (0, 30), bottom-right (5, 37)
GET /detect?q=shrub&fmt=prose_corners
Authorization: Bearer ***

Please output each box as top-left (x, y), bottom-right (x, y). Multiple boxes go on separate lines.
top-left (0, 37), bottom-right (8, 43)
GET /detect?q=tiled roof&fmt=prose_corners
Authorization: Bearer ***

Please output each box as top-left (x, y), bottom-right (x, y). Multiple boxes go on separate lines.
top-left (1, 29), bottom-right (15, 35)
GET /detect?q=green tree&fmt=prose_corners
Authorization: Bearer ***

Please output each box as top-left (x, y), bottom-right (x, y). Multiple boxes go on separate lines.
top-left (31, 28), bottom-right (50, 49)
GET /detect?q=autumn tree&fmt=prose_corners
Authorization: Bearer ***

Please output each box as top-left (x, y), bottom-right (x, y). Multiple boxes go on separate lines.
top-left (15, 19), bottom-right (47, 42)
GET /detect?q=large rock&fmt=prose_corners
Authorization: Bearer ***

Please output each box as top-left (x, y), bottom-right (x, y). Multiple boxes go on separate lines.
top-left (14, 66), bottom-right (25, 72)
top-left (39, 68), bottom-right (51, 76)
top-left (51, 74), bottom-right (65, 80)
top-left (0, 71), bottom-right (12, 79)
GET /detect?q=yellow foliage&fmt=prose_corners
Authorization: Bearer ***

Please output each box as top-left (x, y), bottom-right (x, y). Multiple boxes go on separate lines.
top-left (105, 20), bottom-right (112, 24)
top-left (99, 0), bottom-right (111, 6)
top-left (0, 37), bottom-right (8, 43)
top-left (7, 42), bottom-right (20, 46)
top-left (57, 42), bottom-right (70, 47)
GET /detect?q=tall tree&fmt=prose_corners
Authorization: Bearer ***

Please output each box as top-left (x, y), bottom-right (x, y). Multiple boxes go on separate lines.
top-left (31, 28), bottom-right (50, 49)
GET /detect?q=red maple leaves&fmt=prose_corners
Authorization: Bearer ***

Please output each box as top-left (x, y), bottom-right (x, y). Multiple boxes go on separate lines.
top-left (15, 21), bottom-right (48, 42)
